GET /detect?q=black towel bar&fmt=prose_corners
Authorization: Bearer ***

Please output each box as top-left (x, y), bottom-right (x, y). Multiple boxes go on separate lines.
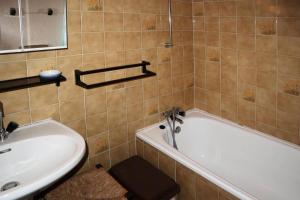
top-left (75, 61), bottom-right (156, 89)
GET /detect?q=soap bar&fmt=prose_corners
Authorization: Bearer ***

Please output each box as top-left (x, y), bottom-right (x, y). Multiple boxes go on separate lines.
top-left (40, 70), bottom-right (61, 80)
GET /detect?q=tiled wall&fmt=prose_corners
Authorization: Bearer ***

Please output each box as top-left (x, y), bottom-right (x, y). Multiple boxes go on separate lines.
top-left (1, 0), bottom-right (299, 175)
top-left (137, 139), bottom-right (239, 200)
top-left (193, 0), bottom-right (300, 145)
top-left (0, 0), bottom-right (194, 171)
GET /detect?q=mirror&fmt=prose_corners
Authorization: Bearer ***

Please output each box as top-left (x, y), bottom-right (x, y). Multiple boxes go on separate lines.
top-left (0, 0), bottom-right (67, 54)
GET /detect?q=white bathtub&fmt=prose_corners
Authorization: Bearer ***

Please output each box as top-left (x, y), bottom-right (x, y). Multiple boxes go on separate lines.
top-left (136, 109), bottom-right (300, 200)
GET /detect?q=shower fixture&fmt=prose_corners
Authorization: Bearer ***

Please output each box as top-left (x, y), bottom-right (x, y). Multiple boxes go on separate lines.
top-left (165, 0), bottom-right (173, 48)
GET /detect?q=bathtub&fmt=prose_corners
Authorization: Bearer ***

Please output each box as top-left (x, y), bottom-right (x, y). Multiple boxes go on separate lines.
top-left (136, 109), bottom-right (300, 200)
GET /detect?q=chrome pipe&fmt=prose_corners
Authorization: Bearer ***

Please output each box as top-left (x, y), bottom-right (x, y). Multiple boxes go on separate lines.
top-left (165, 0), bottom-right (173, 48)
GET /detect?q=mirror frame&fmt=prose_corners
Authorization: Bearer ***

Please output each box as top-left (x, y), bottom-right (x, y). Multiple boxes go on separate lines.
top-left (0, 0), bottom-right (68, 54)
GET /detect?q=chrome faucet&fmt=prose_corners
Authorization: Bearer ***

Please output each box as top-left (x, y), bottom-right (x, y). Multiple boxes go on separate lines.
top-left (0, 101), bottom-right (19, 142)
top-left (0, 101), bottom-right (5, 142)
top-left (163, 107), bottom-right (185, 150)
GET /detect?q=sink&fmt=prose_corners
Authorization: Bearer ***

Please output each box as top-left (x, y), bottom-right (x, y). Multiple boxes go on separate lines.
top-left (0, 119), bottom-right (86, 200)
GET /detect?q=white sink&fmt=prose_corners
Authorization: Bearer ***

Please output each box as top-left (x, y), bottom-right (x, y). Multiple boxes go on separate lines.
top-left (0, 119), bottom-right (86, 200)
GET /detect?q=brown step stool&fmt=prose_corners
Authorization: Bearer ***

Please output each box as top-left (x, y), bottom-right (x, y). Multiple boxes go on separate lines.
top-left (109, 156), bottom-right (180, 200)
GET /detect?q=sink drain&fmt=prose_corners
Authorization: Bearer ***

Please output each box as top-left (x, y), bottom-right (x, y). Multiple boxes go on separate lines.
top-left (1, 182), bottom-right (20, 192)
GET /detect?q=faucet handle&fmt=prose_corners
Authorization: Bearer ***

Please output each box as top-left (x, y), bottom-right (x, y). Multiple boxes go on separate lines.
top-left (178, 111), bottom-right (185, 117)
top-left (163, 110), bottom-right (171, 117)
top-left (6, 122), bottom-right (19, 133)
top-left (0, 101), bottom-right (4, 117)
top-left (172, 107), bottom-right (185, 116)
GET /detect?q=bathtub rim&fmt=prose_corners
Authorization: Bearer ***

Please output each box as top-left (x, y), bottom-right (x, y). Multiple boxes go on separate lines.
top-left (136, 108), bottom-right (300, 200)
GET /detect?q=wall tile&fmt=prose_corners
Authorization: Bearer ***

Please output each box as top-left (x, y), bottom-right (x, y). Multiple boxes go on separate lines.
top-left (104, 0), bottom-right (124, 12)
top-left (110, 143), bottom-right (129, 166)
top-left (1, 0), bottom-right (300, 177)
top-left (87, 133), bottom-right (109, 157)
top-left (278, 0), bottom-right (300, 17)
top-left (0, 0), bottom-right (194, 174)
top-left (29, 86), bottom-right (58, 109)
top-left (176, 163), bottom-right (197, 200)
top-left (0, 90), bottom-right (29, 114)
top-left (237, 0), bottom-right (255, 16)
top-left (278, 18), bottom-right (300, 37)
top-left (104, 13), bottom-right (123, 31)
top-left (82, 12), bottom-right (104, 32)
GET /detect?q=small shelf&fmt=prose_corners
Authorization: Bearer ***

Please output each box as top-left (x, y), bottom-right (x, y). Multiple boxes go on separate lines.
top-left (0, 75), bottom-right (66, 93)
top-left (75, 61), bottom-right (156, 89)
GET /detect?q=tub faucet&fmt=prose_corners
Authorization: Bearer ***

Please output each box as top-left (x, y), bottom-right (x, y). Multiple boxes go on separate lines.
top-left (164, 107), bottom-right (185, 125)
top-left (163, 107), bottom-right (185, 150)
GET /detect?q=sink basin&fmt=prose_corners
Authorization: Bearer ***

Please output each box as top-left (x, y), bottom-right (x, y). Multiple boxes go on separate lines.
top-left (0, 119), bottom-right (86, 200)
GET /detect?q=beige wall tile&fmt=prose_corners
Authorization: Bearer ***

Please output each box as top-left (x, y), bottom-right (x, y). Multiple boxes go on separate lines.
top-left (0, 54), bottom-right (26, 63)
top-left (86, 93), bottom-right (107, 116)
top-left (277, 93), bottom-right (300, 115)
top-left (221, 94), bottom-right (237, 121)
top-left (220, 1), bottom-right (236, 17)
top-left (237, 34), bottom-right (255, 50)
top-left (29, 86), bottom-right (58, 109)
top-left (67, 0), bottom-right (80, 11)
top-left (1, 0), bottom-right (300, 175)
top-left (82, 33), bottom-right (104, 53)
top-left (82, 0), bottom-right (103, 11)
top-left (82, 12), bottom-right (104, 32)
top-left (237, 17), bottom-right (255, 34)
top-left (57, 55), bottom-right (82, 79)
top-left (143, 143), bottom-right (158, 167)
top-left (104, 0), bottom-right (124, 12)
top-left (27, 58), bottom-right (56, 76)
top-left (256, 105), bottom-right (276, 127)
top-left (57, 33), bottom-right (82, 56)
top-left (256, 35), bottom-right (277, 53)
top-left (221, 17), bottom-right (237, 33)
top-left (105, 32), bottom-right (124, 51)
top-left (176, 163), bottom-right (197, 200)
top-left (109, 124), bottom-right (128, 148)
top-left (65, 119), bottom-right (86, 138)
top-left (158, 152), bottom-right (175, 179)
top-left (124, 0), bottom-right (141, 13)
top-left (89, 151), bottom-right (110, 170)
top-left (0, 61), bottom-right (27, 80)
top-left (278, 36), bottom-right (300, 57)
top-left (0, 90), bottom-right (29, 114)
top-left (4, 110), bottom-right (31, 127)
top-left (238, 99), bottom-right (255, 128)
top-left (87, 132), bottom-right (109, 157)
top-left (278, 76), bottom-right (300, 96)
top-left (60, 98), bottom-right (85, 123)
top-left (0, 0), bottom-right (194, 174)
top-left (110, 143), bottom-right (129, 166)
top-left (31, 104), bottom-right (60, 122)
top-left (237, 0), bottom-right (255, 16)
top-left (278, 18), bottom-right (300, 37)
top-left (86, 112), bottom-right (108, 137)
top-left (196, 175), bottom-right (219, 200)
top-left (27, 51), bottom-right (56, 60)
top-left (104, 13), bottom-right (123, 31)
top-left (68, 11), bottom-right (81, 33)
top-left (256, 18), bottom-right (276, 35)
top-left (278, 0), bottom-right (300, 17)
